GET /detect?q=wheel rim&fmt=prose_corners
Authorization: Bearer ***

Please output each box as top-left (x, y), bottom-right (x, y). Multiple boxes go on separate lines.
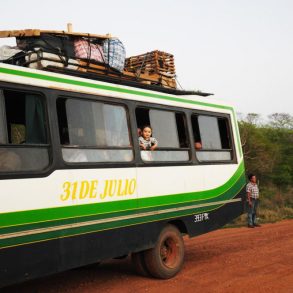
top-left (160, 237), bottom-right (179, 268)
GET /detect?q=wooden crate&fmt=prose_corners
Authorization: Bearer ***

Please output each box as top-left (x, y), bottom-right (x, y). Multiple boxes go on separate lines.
top-left (124, 50), bottom-right (176, 88)
top-left (125, 50), bottom-right (175, 77)
top-left (77, 60), bottom-right (176, 88)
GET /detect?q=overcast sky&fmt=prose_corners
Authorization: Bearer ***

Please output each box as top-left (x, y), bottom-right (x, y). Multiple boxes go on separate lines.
top-left (1, 0), bottom-right (292, 117)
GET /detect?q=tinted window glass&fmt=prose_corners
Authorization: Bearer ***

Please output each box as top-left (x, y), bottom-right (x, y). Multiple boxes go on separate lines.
top-left (57, 98), bottom-right (133, 163)
top-left (198, 116), bottom-right (222, 149)
top-left (149, 109), bottom-right (179, 148)
top-left (0, 89), bottom-right (49, 172)
top-left (192, 114), bottom-right (232, 162)
top-left (136, 107), bottom-right (189, 162)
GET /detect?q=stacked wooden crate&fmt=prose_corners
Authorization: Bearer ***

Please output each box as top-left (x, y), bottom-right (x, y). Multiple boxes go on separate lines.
top-left (124, 51), bottom-right (176, 88)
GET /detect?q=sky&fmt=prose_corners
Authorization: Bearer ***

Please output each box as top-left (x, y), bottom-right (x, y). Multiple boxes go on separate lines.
top-left (1, 0), bottom-right (293, 117)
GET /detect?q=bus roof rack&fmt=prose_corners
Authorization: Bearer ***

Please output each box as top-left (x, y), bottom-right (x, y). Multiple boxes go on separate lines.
top-left (0, 25), bottom-right (213, 96)
top-left (44, 66), bottom-right (213, 97)
top-left (0, 28), bottom-right (112, 40)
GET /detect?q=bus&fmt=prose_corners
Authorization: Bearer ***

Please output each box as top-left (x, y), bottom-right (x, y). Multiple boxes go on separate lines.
top-left (0, 62), bottom-right (246, 287)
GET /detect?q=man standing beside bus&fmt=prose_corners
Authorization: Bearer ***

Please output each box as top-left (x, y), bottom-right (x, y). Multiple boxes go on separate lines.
top-left (246, 174), bottom-right (261, 228)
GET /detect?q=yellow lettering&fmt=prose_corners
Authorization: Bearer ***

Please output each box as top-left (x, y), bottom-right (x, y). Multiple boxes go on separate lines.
top-left (79, 180), bottom-right (90, 199)
top-left (100, 180), bottom-right (109, 199)
top-left (108, 180), bottom-right (117, 197)
top-left (61, 177), bottom-right (137, 202)
top-left (71, 181), bottom-right (78, 199)
top-left (128, 179), bottom-right (136, 195)
top-left (117, 179), bottom-right (126, 196)
top-left (60, 181), bottom-right (71, 201)
top-left (89, 180), bottom-right (98, 198)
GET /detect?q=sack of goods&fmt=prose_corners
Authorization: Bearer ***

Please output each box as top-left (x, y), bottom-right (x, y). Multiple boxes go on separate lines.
top-left (25, 48), bottom-right (78, 70)
top-left (0, 45), bottom-right (23, 61)
top-left (16, 34), bottom-right (75, 58)
top-left (74, 38), bottom-right (105, 63)
top-left (103, 38), bottom-right (126, 72)
top-left (0, 29), bottom-right (126, 73)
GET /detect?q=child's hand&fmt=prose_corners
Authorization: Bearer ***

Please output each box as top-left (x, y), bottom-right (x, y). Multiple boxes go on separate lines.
top-left (140, 143), bottom-right (146, 150)
top-left (150, 144), bottom-right (157, 151)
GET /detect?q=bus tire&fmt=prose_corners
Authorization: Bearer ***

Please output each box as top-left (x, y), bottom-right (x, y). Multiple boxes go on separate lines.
top-left (144, 224), bottom-right (184, 279)
top-left (132, 251), bottom-right (150, 277)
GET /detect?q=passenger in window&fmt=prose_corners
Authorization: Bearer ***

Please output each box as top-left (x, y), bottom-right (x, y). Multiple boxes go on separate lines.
top-left (194, 142), bottom-right (202, 150)
top-left (0, 148), bottom-right (21, 171)
top-left (139, 126), bottom-right (158, 151)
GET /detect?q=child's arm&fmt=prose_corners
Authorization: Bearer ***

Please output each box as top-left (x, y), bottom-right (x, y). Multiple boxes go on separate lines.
top-left (139, 137), bottom-right (146, 150)
top-left (150, 138), bottom-right (158, 150)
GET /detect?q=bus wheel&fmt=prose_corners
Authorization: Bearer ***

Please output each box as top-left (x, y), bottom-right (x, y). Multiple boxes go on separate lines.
top-left (132, 251), bottom-right (150, 277)
top-left (144, 224), bottom-right (184, 279)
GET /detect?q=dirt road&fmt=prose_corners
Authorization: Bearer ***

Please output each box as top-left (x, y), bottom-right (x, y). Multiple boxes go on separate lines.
top-left (4, 220), bottom-right (293, 293)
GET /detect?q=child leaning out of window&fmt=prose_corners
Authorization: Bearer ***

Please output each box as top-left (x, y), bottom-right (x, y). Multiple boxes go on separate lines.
top-left (138, 125), bottom-right (158, 151)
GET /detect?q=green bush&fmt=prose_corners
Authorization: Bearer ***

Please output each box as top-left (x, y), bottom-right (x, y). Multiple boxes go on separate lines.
top-left (235, 113), bottom-right (293, 225)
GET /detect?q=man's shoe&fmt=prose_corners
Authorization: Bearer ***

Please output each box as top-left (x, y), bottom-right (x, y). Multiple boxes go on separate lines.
top-left (248, 224), bottom-right (255, 228)
top-left (254, 224), bottom-right (261, 227)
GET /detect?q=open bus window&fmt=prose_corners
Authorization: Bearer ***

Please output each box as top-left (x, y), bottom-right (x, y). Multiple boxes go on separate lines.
top-left (57, 98), bottom-right (133, 163)
top-left (136, 107), bottom-right (189, 162)
top-left (191, 114), bottom-right (232, 162)
top-left (0, 89), bottom-right (49, 172)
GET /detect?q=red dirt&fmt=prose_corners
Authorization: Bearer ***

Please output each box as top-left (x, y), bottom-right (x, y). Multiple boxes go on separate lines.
top-left (4, 220), bottom-right (293, 293)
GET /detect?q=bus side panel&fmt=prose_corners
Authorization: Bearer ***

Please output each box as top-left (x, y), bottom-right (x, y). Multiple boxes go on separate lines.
top-left (0, 185), bottom-right (246, 288)
top-left (0, 220), bottom-right (163, 288)
top-left (182, 186), bottom-right (246, 237)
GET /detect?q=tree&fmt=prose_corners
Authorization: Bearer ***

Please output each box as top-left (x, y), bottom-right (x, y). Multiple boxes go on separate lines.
top-left (238, 115), bottom-right (278, 179)
top-left (268, 113), bottom-right (293, 129)
top-left (238, 112), bottom-right (293, 189)
top-left (238, 113), bottom-right (293, 220)
top-left (245, 113), bottom-right (262, 126)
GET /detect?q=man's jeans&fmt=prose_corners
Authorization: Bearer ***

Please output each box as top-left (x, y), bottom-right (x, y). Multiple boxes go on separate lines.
top-left (247, 198), bottom-right (259, 226)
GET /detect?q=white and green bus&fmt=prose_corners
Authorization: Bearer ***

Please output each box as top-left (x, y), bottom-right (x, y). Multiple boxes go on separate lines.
top-left (0, 62), bottom-right (246, 287)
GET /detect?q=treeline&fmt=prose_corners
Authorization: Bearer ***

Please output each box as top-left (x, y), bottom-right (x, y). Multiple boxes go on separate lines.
top-left (236, 113), bottom-right (293, 223)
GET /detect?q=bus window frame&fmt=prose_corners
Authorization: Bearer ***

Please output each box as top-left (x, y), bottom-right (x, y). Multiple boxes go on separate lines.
top-left (0, 84), bottom-right (52, 177)
top-left (56, 95), bottom-right (135, 165)
top-left (0, 81), bottom-right (239, 179)
top-left (190, 110), bottom-right (238, 165)
top-left (134, 103), bottom-right (192, 165)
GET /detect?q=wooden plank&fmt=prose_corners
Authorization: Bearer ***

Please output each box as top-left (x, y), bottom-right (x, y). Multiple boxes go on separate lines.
top-left (0, 29), bottom-right (41, 38)
top-left (125, 67), bottom-right (176, 76)
top-left (0, 29), bottom-right (112, 39)
top-left (41, 30), bottom-right (112, 39)
top-left (126, 63), bottom-right (175, 69)
top-left (77, 60), bottom-right (161, 82)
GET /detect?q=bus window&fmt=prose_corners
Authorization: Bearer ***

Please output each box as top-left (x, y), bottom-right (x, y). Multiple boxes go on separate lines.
top-left (0, 89), bottom-right (49, 172)
top-left (136, 107), bottom-right (189, 162)
top-left (191, 114), bottom-right (233, 162)
top-left (57, 98), bottom-right (133, 163)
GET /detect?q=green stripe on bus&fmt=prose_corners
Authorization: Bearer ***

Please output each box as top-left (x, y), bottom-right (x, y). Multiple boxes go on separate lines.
top-left (0, 67), bottom-right (229, 109)
top-left (0, 175), bottom-right (245, 235)
top-left (232, 110), bottom-right (242, 156)
top-left (0, 162), bottom-right (245, 229)
top-left (0, 203), bottom-right (225, 249)
top-left (0, 66), bottom-right (243, 156)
